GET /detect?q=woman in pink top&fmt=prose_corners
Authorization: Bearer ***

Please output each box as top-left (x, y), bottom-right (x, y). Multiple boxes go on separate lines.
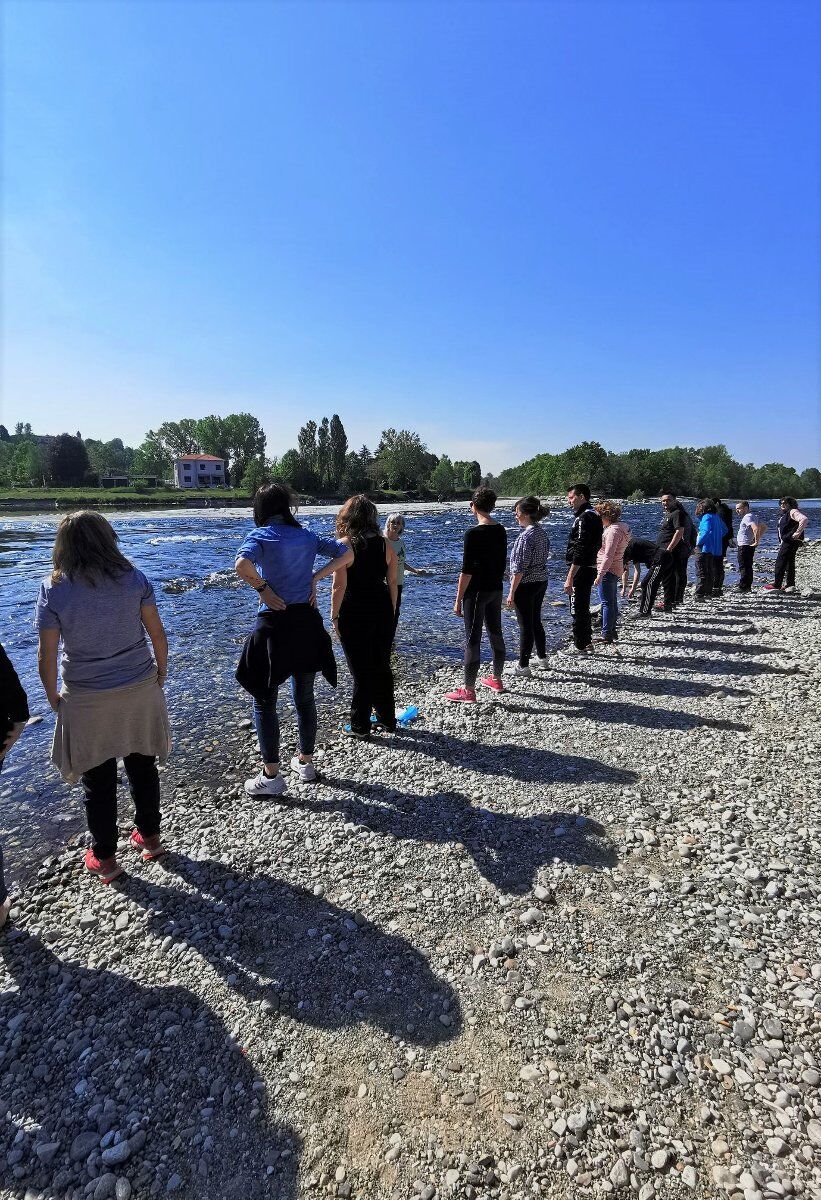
top-left (594, 501), bottom-right (631, 645)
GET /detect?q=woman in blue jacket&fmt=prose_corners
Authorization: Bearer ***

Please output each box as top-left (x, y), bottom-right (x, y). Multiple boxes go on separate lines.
top-left (694, 499), bottom-right (726, 601)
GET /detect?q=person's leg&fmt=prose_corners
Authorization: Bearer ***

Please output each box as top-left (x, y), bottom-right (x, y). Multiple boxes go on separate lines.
top-left (462, 592), bottom-right (483, 690)
top-left (394, 584), bottom-right (403, 628)
top-left (252, 688), bottom-right (281, 773)
top-left (714, 538), bottom-right (729, 595)
top-left (639, 552), bottom-right (670, 615)
top-left (81, 759), bottom-right (120, 860)
top-left (661, 550), bottom-right (678, 610)
top-left (513, 583), bottom-right (536, 667)
top-left (291, 672), bottom-right (317, 759)
top-left (0, 759), bottom-right (6, 909)
top-left (675, 549), bottom-right (690, 604)
top-left (123, 753), bottom-right (161, 839)
top-left (531, 581), bottom-right (548, 658)
top-left (773, 543), bottom-right (789, 589)
top-left (483, 591), bottom-right (506, 678)
top-left (571, 568), bottom-right (595, 649)
top-left (737, 545), bottom-right (753, 590)
top-left (600, 572), bottom-right (618, 641)
top-left (786, 543), bottom-right (798, 588)
top-left (372, 617), bottom-right (397, 730)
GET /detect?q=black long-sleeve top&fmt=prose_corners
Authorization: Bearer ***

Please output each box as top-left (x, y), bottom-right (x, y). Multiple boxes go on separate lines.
top-left (565, 504), bottom-right (604, 568)
top-left (1, 642), bottom-right (29, 742)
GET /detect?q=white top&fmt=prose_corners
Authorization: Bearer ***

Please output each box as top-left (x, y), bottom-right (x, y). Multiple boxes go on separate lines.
top-left (737, 512), bottom-right (760, 546)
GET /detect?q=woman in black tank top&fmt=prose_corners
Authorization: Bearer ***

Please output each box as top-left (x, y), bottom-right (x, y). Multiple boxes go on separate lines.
top-left (332, 496), bottom-right (398, 737)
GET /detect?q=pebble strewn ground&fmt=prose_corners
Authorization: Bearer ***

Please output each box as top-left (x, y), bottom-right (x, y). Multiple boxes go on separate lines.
top-left (2, 548), bottom-right (820, 1200)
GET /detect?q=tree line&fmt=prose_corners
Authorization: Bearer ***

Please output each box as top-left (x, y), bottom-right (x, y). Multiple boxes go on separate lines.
top-left (497, 441), bottom-right (821, 500)
top-left (1, 419), bottom-right (818, 499)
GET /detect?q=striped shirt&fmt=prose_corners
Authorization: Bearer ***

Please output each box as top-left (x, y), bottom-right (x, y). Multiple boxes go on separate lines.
top-left (509, 523), bottom-right (550, 584)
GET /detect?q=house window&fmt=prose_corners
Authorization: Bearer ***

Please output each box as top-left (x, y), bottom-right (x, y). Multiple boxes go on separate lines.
top-left (215, 463), bottom-right (222, 472)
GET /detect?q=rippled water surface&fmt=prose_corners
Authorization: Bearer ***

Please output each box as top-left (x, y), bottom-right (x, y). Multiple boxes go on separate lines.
top-left (1, 499), bottom-right (819, 879)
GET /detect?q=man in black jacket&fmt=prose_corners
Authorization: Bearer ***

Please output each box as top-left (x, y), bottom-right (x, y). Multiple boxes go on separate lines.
top-left (1, 642), bottom-right (29, 928)
top-left (639, 492), bottom-right (685, 616)
top-left (563, 484), bottom-right (603, 652)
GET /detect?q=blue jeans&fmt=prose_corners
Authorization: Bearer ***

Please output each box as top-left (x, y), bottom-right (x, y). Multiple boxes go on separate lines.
top-left (253, 673), bottom-right (317, 764)
top-left (599, 571), bottom-right (619, 641)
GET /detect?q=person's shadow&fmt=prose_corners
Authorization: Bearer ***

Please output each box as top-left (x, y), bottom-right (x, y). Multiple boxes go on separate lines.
top-left (0, 930), bottom-right (300, 1200)
top-left (280, 778), bottom-right (618, 895)
top-left (124, 861), bottom-right (463, 1046)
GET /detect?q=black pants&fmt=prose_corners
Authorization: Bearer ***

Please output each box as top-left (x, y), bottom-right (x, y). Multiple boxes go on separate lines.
top-left (81, 754), bottom-right (161, 861)
top-left (774, 541), bottom-right (799, 589)
top-left (463, 589), bottom-right (506, 687)
top-left (713, 535), bottom-right (731, 595)
top-left (569, 567), bottom-right (596, 649)
top-left (674, 547), bottom-right (691, 604)
top-left (392, 585), bottom-right (403, 636)
top-left (737, 544), bottom-right (755, 591)
top-left (513, 580), bottom-right (547, 666)
top-left (339, 593), bottom-right (396, 734)
top-left (695, 551), bottom-right (718, 598)
top-left (639, 550), bottom-right (674, 615)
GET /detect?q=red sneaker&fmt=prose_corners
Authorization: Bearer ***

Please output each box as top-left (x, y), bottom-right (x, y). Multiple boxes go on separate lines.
top-left (130, 830), bottom-right (167, 861)
top-left (84, 849), bottom-right (124, 884)
top-left (761, 584), bottom-right (781, 591)
top-left (479, 676), bottom-right (506, 693)
top-left (444, 686), bottom-right (477, 703)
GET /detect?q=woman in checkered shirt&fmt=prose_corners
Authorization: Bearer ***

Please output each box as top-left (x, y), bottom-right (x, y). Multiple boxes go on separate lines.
top-left (505, 497), bottom-right (550, 676)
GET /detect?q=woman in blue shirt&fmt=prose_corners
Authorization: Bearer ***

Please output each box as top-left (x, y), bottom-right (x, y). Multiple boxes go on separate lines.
top-left (694, 499), bottom-right (726, 601)
top-left (235, 483), bottom-right (352, 796)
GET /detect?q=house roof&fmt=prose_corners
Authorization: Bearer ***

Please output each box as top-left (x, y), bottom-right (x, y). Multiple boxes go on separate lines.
top-left (175, 454), bottom-right (225, 462)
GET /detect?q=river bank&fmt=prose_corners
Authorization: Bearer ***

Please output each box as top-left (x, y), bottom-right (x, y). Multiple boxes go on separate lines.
top-left (1, 548), bottom-right (820, 1200)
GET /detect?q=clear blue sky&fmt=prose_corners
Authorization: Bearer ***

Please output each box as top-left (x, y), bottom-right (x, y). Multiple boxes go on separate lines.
top-left (2, 0), bottom-right (819, 473)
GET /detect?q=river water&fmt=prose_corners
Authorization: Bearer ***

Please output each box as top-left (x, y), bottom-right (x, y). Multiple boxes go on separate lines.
top-left (1, 499), bottom-right (819, 883)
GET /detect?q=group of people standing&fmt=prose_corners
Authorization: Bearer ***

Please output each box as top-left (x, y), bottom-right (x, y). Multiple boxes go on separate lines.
top-left (0, 486), bottom-right (811, 908)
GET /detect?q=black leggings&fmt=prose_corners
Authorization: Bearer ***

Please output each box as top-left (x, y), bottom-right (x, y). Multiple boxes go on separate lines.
top-left (339, 593), bottom-right (396, 734)
top-left (463, 589), bottom-right (506, 688)
top-left (513, 580), bottom-right (547, 666)
top-left (774, 541), bottom-right (799, 589)
top-left (81, 754), bottom-right (161, 861)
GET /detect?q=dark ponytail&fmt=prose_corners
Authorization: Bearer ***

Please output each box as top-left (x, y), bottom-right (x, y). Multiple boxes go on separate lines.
top-left (515, 495), bottom-right (550, 522)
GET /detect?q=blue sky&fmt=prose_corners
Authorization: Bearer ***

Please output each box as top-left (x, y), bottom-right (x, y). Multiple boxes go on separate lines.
top-left (2, 0), bottom-right (819, 473)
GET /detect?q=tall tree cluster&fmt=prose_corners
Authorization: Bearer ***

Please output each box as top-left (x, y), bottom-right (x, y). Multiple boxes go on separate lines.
top-left (497, 441), bottom-right (821, 500)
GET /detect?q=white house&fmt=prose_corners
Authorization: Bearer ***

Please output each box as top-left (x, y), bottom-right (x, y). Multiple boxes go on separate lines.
top-left (173, 454), bottom-right (227, 489)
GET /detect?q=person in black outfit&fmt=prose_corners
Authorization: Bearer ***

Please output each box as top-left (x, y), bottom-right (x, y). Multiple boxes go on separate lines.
top-left (638, 493), bottom-right (686, 616)
top-left (446, 487), bottom-right (507, 701)
top-left (1, 642), bottom-right (29, 927)
top-left (563, 484), bottom-right (603, 651)
top-left (622, 538), bottom-right (656, 601)
top-left (713, 498), bottom-right (734, 596)
top-left (333, 495), bottom-right (398, 737)
top-left (769, 497), bottom-right (808, 591)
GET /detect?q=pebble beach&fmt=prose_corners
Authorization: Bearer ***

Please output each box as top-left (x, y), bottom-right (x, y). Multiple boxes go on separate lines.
top-left (2, 547), bottom-right (820, 1200)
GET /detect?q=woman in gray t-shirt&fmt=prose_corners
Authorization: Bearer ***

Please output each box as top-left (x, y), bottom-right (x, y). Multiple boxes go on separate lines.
top-left (35, 511), bottom-right (171, 884)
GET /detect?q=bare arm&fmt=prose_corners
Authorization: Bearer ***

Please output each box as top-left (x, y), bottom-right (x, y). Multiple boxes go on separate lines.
top-left (386, 540), bottom-right (398, 613)
top-left (235, 556), bottom-right (286, 611)
top-left (506, 571), bottom-right (523, 606)
top-left (313, 547), bottom-right (354, 586)
top-left (667, 528), bottom-right (684, 552)
top-left (37, 628), bottom-right (61, 712)
top-left (330, 567), bottom-right (347, 625)
top-left (454, 572), bottom-right (472, 615)
top-left (141, 603), bottom-right (169, 684)
top-left (752, 521), bottom-right (767, 547)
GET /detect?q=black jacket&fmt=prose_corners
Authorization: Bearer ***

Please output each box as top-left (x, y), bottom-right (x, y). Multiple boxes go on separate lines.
top-left (1, 642), bottom-right (29, 743)
top-left (235, 605), bottom-right (337, 700)
top-left (565, 504), bottom-right (603, 568)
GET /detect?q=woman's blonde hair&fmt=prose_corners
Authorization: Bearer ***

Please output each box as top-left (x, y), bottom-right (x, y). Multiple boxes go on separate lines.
top-left (595, 500), bottom-right (622, 523)
top-left (385, 513), bottom-right (405, 533)
top-left (52, 511), bottom-right (133, 585)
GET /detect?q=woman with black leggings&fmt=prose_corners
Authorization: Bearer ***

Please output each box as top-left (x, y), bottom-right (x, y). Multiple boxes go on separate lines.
top-left (506, 496), bottom-right (550, 675)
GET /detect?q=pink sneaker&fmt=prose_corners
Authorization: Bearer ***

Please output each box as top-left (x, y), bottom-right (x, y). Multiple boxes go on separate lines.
top-left (761, 584), bottom-right (781, 591)
top-left (444, 686), bottom-right (477, 703)
top-left (479, 676), bottom-right (506, 693)
top-left (84, 849), bottom-right (124, 885)
top-left (130, 830), bottom-right (167, 861)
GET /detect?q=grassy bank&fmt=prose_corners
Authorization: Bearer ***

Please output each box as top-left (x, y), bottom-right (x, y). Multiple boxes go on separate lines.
top-left (0, 487), bottom-right (470, 512)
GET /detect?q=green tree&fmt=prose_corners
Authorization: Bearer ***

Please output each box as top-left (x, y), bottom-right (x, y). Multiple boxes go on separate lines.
top-left (241, 456), bottom-right (269, 495)
top-left (341, 451), bottom-right (370, 493)
top-left (329, 415), bottom-right (348, 488)
top-left (373, 429), bottom-right (435, 489)
top-left (316, 417), bottom-right (331, 489)
top-left (222, 413), bottom-right (266, 484)
top-left (132, 440), bottom-right (172, 481)
top-left (195, 415), bottom-right (231, 461)
top-left (296, 420), bottom-right (319, 489)
top-left (0, 425), bottom-right (9, 441)
top-left (799, 467), bottom-right (821, 497)
top-left (9, 440), bottom-right (44, 486)
top-left (147, 420), bottom-right (201, 460)
top-left (429, 455), bottom-right (456, 498)
top-left (46, 434), bottom-right (90, 485)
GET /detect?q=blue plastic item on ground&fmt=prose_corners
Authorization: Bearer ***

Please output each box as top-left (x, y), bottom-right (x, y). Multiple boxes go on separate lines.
top-left (397, 705), bottom-right (419, 725)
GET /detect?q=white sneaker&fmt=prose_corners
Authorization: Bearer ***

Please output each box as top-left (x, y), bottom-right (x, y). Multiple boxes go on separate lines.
top-left (533, 657), bottom-right (549, 671)
top-left (290, 756), bottom-right (317, 782)
top-left (513, 664), bottom-right (531, 677)
top-left (244, 771), bottom-right (286, 797)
